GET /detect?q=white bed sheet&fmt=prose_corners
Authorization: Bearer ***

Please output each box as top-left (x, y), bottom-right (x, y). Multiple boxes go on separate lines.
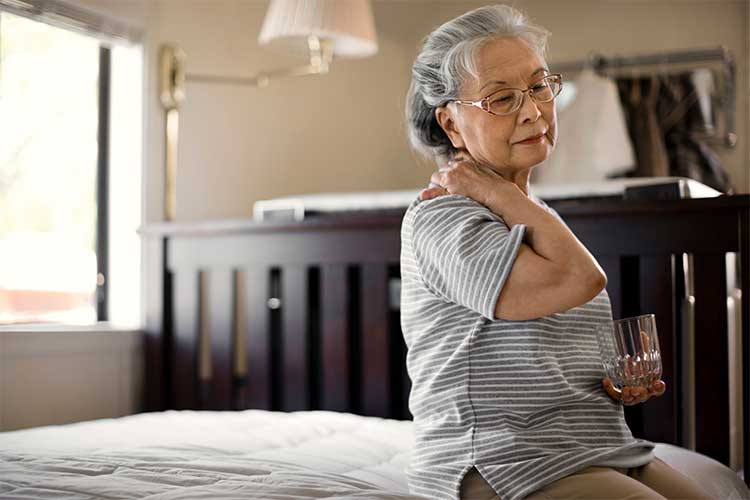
top-left (0, 410), bottom-right (422, 500)
top-left (0, 409), bottom-right (747, 500)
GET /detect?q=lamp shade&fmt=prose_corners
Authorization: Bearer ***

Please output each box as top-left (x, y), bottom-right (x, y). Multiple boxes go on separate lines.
top-left (258, 0), bottom-right (378, 58)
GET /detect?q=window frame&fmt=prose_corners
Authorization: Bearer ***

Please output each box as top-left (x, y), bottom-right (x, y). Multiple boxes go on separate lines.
top-left (96, 44), bottom-right (110, 322)
top-left (0, 10), bottom-right (115, 324)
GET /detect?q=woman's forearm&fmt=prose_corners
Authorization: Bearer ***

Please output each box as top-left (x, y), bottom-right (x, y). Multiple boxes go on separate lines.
top-left (485, 185), bottom-right (606, 283)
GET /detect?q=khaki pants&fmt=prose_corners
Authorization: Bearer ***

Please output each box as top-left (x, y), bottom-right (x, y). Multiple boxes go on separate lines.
top-left (459, 458), bottom-right (712, 499)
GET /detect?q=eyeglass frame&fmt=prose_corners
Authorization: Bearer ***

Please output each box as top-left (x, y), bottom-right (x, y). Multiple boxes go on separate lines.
top-left (451, 73), bottom-right (563, 116)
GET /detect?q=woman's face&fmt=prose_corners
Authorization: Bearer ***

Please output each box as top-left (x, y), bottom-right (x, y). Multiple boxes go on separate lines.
top-left (436, 36), bottom-right (557, 174)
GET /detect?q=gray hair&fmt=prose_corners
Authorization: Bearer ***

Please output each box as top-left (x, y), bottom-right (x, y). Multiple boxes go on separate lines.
top-left (405, 4), bottom-right (551, 164)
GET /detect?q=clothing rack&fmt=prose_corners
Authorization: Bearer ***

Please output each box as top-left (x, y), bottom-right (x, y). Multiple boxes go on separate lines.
top-left (551, 47), bottom-right (737, 147)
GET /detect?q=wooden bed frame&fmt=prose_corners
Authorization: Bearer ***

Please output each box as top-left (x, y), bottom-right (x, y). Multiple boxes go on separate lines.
top-left (140, 194), bottom-right (749, 486)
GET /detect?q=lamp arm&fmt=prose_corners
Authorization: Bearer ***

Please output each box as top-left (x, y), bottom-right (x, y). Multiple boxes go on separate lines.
top-left (185, 63), bottom-right (328, 88)
top-left (159, 36), bottom-right (333, 109)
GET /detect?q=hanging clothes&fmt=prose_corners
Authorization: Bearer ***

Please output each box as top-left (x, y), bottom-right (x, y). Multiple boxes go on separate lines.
top-left (613, 71), bottom-right (733, 193)
top-left (663, 72), bottom-right (733, 192)
top-left (531, 68), bottom-right (636, 185)
top-left (615, 76), bottom-right (670, 178)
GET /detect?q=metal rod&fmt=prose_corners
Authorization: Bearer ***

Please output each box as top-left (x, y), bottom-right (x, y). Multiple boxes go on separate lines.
top-left (185, 64), bottom-right (325, 88)
top-left (184, 36), bottom-right (333, 88)
top-left (551, 46), bottom-right (733, 74)
top-left (551, 46), bottom-right (736, 148)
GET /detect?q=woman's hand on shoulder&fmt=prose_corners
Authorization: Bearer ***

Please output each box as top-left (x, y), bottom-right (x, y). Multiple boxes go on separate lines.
top-left (419, 151), bottom-right (517, 206)
top-left (602, 377), bottom-right (666, 406)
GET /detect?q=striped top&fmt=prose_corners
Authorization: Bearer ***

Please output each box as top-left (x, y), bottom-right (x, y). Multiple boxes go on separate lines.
top-left (399, 193), bottom-right (654, 500)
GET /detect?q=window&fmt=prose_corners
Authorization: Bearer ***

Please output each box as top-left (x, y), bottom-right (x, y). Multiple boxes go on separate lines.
top-left (0, 5), bottom-right (142, 327)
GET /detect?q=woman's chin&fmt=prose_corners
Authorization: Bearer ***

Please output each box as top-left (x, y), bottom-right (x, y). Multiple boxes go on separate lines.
top-left (513, 150), bottom-right (551, 169)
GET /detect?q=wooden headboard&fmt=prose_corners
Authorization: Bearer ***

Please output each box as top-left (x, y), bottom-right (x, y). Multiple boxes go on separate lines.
top-left (140, 194), bottom-right (749, 485)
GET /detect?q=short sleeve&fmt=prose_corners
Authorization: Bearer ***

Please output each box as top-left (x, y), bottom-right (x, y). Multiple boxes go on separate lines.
top-left (410, 194), bottom-right (527, 321)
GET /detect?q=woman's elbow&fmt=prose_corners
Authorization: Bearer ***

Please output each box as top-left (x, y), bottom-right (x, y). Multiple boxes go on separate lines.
top-left (591, 268), bottom-right (608, 291)
top-left (583, 268), bottom-right (608, 298)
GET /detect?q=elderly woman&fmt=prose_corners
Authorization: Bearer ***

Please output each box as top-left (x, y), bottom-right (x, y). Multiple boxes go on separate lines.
top-left (400, 5), bottom-right (710, 500)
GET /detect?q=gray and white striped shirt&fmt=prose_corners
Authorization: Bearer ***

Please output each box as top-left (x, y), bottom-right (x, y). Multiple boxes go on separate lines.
top-left (400, 193), bottom-right (654, 500)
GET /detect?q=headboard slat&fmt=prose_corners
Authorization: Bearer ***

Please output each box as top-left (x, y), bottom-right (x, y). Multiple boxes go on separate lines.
top-left (207, 268), bottom-right (234, 410)
top-left (282, 265), bottom-right (309, 411)
top-left (693, 252), bottom-right (730, 464)
top-left (638, 255), bottom-right (679, 445)
top-left (245, 266), bottom-right (271, 410)
top-left (361, 263), bottom-right (390, 418)
top-left (321, 264), bottom-right (350, 412)
top-left (173, 268), bottom-right (199, 410)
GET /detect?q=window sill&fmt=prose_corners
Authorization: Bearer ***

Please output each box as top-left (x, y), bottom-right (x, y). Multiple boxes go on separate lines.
top-left (0, 321), bottom-right (140, 334)
top-left (0, 322), bottom-right (142, 355)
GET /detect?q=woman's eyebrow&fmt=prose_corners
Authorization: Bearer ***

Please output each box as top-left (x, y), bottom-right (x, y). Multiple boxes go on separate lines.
top-left (479, 67), bottom-right (550, 92)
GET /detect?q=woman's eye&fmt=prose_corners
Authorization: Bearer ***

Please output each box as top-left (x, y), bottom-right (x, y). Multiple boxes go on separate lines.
top-left (493, 95), bottom-right (513, 103)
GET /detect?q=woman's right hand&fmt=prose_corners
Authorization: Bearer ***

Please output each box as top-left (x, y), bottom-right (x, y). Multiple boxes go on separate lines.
top-left (419, 152), bottom-right (519, 207)
top-left (602, 377), bottom-right (666, 406)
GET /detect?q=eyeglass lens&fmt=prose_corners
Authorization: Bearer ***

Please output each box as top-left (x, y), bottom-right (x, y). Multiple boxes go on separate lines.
top-left (487, 76), bottom-right (561, 115)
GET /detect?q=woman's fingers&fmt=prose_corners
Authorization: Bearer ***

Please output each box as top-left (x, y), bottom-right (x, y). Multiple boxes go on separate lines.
top-left (634, 386), bottom-right (649, 403)
top-left (604, 375), bottom-right (665, 407)
top-left (419, 185), bottom-right (447, 201)
top-left (649, 379), bottom-right (666, 397)
top-left (604, 378), bottom-right (662, 406)
top-left (621, 386), bottom-right (635, 405)
top-left (622, 384), bottom-right (662, 405)
top-left (620, 386), bottom-right (648, 405)
top-left (602, 378), bottom-right (622, 402)
top-left (640, 330), bottom-right (650, 352)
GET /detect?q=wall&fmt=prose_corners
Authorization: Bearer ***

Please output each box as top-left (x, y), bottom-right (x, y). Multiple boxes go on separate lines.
top-left (145, 0), bottom-right (748, 222)
top-left (0, 328), bottom-right (142, 431)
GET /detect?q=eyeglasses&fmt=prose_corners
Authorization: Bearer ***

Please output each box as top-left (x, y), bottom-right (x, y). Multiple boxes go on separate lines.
top-left (452, 73), bottom-right (563, 116)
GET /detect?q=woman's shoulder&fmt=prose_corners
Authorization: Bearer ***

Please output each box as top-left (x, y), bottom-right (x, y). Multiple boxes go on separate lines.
top-left (404, 195), bottom-right (503, 237)
top-left (528, 191), bottom-right (550, 209)
top-left (407, 193), bottom-right (497, 220)
top-left (529, 192), bottom-right (565, 221)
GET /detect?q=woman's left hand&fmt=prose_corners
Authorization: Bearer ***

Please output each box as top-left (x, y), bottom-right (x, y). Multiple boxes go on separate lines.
top-left (602, 377), bottom-right (666, 406)
top-left (419, 151), bottom-right (515, 206)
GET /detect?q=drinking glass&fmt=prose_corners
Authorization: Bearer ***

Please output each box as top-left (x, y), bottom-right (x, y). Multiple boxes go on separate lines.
top-left (595, 314), bottom-right (662, 390)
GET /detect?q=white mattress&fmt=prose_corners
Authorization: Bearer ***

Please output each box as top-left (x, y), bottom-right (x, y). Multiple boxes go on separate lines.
top-left (0, 410), bottom-right (747, 499)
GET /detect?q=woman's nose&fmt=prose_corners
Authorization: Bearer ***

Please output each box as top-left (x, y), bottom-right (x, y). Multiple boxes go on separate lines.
top-left (517, 91), bottom-right (542, 123)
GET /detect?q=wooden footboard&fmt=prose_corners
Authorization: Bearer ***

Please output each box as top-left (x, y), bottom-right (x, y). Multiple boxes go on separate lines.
top-left (140, 194), bottom-right (748, 485)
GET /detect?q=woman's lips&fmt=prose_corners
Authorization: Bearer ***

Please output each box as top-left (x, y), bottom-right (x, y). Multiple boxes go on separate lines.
top-left (516, 133), bottom-right (545, 145)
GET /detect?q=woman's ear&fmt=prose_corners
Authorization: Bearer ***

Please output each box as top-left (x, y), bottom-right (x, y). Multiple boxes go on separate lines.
top-left (435, 105), bottom-right (466, 150)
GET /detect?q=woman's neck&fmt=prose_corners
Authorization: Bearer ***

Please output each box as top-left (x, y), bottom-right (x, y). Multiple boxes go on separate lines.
top-left (493, 167), bottom-right (531, 197)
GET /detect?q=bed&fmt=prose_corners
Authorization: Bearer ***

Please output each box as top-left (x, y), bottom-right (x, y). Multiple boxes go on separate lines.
top-left (1, 409), bottom-right (748, 499)
top-left (2, 189), bottom-right (748, 499)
